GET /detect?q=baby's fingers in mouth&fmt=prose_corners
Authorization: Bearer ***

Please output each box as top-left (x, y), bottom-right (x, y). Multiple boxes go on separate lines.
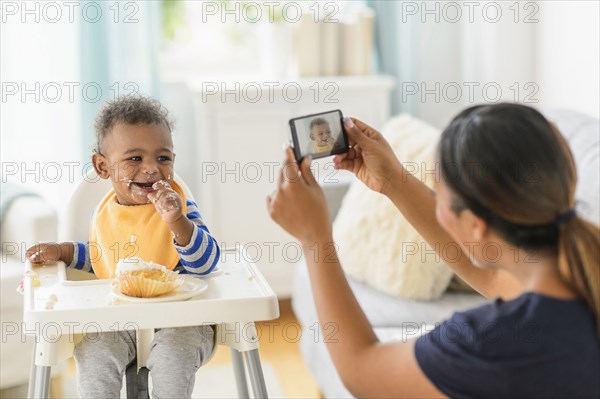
top-left (152, 180), bottom-right (171, 190)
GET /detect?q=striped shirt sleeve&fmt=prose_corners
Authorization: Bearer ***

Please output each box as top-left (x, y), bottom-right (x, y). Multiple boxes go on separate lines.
top-left (67, 242), bottom-right (94, 273)
top-left (174, 199), bottom-right (221, 275)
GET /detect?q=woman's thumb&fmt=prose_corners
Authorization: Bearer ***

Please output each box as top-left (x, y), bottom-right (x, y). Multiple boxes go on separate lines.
top-left (343, 117), bottom-right (368, 145)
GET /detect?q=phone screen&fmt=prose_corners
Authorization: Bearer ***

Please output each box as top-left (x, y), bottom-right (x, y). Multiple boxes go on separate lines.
top-left (289, 110), bottom-right (348, 161)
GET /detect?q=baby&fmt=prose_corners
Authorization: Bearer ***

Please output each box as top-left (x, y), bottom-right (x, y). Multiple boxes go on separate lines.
top-left (308, 117), bottom-right (335, 154)
top-left (26, 96), bottom-right (219, 398)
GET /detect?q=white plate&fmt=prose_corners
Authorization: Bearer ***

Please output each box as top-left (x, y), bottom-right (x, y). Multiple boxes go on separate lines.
top-left (111, 277), bottom-right (208, 303)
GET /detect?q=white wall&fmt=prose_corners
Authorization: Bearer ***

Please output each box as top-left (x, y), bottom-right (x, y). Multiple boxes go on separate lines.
top-left (537, 1), bottom-right (600, 118)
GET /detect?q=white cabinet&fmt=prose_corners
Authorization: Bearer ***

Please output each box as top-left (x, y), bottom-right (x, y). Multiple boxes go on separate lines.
top-left (186, 76), bottom-right (395, 297)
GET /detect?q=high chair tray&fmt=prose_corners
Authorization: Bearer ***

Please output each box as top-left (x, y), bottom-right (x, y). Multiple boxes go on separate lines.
top-left (23, 248), bottom-right (279, 336)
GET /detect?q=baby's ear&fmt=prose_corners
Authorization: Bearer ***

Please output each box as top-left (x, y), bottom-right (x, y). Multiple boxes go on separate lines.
top-left (92, 152), bottom-right (110, 179)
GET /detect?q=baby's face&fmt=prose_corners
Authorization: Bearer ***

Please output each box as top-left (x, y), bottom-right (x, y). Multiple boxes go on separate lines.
top-left (94, 122), bottom-right (175, 205)
top-left (310, 124), bottom-right (332, 146)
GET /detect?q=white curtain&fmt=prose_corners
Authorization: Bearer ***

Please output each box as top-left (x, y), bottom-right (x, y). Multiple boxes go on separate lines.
top-left (369, 0), bottom-right (537, 128)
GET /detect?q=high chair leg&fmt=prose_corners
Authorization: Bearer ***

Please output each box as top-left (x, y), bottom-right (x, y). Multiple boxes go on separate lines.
top-left (136, 329), bottom-right (154, 368)
top-left (130, 328), bottom-right (152, 399)
top-left (28, 348), bottom-right (38, 398)
top-left (32, 365), bottom-right (51, 398)
top-left (231, 349), bottom-right (249, 398)
top-left (244, 349), bottom-right (268, 399)
top-left (28, 342), bottom-right (52, 398)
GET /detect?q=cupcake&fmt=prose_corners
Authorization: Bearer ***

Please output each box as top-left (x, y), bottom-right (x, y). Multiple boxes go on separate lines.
top-left (115, 257), bottom-right (183, 298)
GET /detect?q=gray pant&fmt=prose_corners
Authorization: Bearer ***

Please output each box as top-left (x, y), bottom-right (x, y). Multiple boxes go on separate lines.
top-left (74, 325), bottom-right (215, 399)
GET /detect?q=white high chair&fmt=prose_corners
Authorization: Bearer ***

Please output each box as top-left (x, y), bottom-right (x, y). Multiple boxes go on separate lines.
top-left (24, 170), bottom-right (279, 398)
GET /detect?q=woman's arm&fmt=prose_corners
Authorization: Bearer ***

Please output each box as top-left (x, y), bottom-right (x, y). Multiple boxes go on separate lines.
top-left (304, 240), bottom-right (445, 398)
top-left (268, 149), bottom-right (444, 398)
top-left (333, 118), bottom-right (522, 300)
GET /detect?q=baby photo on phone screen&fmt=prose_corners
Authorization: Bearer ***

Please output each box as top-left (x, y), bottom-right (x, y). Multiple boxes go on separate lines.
top-left (293, 112), bottom-right (345, 159)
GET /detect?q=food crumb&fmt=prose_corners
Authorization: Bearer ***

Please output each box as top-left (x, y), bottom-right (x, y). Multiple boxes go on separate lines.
top-left (248, 275), bottom-right (255, 281)
top-left (24, 270), bottom-right (42, 287)
top-left (107, 296), bottom-right (119, 305)
top-left (44, 294), bottom-right (58, 310)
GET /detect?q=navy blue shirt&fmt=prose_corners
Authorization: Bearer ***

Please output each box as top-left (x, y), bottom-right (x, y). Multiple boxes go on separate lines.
top-left (415, 293), bottom-right (600, 398)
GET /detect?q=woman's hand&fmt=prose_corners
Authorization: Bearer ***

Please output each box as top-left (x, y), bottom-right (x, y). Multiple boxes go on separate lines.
top-left (267, 147), bottom-right (331, 245)
top-left (334, 118), bottom-right (403, 196)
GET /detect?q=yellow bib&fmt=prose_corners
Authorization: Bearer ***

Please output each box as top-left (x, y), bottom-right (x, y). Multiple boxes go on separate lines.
top-left (89, 182), bottom-right (187, 279)
top-left (313, 144), bottom-right (332, 153)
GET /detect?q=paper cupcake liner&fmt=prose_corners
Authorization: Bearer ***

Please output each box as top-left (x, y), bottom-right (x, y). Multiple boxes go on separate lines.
top-left (117, 271), bottom-right (183, 298)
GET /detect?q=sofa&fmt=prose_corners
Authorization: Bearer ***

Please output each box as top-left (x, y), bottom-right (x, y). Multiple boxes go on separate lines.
top-left (0, 194), bottom-right (58, 392)
top-left (291, 109), bottom-right (600, 398)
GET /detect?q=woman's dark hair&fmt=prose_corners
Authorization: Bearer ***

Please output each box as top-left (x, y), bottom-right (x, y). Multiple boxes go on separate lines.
top-left (93, 95), bottom-right (173, 153)
top-left (438, 103), bottom-right (600, 335)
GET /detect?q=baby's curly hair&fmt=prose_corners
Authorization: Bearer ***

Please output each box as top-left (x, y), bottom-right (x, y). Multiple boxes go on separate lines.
top-left (309, 117), bottom-right (329, 130)
top-left (93, 95), bottom-right (174, 153)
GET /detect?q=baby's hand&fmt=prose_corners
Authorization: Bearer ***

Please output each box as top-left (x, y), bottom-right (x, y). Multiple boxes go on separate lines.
top-left (147, 180), bottom-right (183, 224)
top-left (26, 242), bottom-right (67, 265)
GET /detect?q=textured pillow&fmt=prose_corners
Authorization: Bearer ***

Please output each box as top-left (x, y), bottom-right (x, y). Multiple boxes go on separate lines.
top-left (333, 114), bottom-right (454, 300)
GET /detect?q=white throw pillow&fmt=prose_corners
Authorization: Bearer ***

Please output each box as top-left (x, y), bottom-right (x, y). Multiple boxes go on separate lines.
top-left (333, 114), bottom-right (454, 300)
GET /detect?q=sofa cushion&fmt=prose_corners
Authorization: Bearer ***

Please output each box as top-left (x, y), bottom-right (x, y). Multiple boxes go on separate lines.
top-left (292, 261), bottom-right (487, 329)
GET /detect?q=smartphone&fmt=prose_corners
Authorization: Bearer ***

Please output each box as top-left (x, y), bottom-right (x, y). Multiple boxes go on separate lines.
top-left (289, 109), bottom-right (349, 162)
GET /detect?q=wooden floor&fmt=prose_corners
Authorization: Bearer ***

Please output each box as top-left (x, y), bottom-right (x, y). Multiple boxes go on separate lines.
top-left (210, 299), bottom-right (322, 398)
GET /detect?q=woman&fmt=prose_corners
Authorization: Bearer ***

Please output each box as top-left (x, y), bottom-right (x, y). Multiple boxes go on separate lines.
top-left (267, 103), bottom-right (599, 398)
